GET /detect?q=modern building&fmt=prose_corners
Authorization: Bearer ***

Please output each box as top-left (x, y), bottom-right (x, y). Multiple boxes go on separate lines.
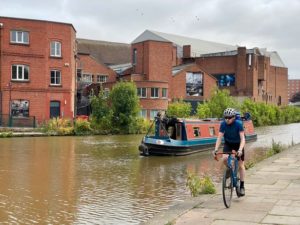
top-left (288, 79), bottom-right (300, 102)
top-left (0, 16), bottom-right (76, 126)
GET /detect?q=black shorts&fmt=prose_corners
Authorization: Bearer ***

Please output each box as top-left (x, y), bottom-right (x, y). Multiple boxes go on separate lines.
top-left (223, 142), bottom-right (245, 161)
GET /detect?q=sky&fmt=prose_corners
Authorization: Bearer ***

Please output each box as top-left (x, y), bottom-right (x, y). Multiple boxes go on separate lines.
top-left (1, 0), bottom-right (300, 78)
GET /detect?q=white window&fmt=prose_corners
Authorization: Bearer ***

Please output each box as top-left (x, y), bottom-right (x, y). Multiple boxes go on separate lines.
top-left (150, 110), bottom-right (159, 120)
top-left (10, 30), bottom-right (29, 44)
top-left (139, 109), bottom-right (147, 118)
top-left (162, 88), bottom-right (167, 98)
top-left (137, 87), bottom-right (147, 98)
top-left (97, 75), bottom-right (108, 83)
top-left (11, 100), bottom-right (29, 117)
top-left (82, 74), bottom-right (92, 83)
top-left (50, 41), bottom-right (61, 57)
top-left (50, 70), bottom-right (61, 85)
top-left (11, 65), bottom-right (29, 81)
top-left (133, 49), bottom-right (137, 65)
top-left (104, 88), bottom-right (110, 98)
top-left (151, 88), bottom-right (159, 98)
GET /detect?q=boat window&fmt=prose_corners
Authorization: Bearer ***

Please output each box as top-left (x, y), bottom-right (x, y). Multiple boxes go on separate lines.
top-left (209, 127), bottom-right (216, 136)
top-left (193, 127), bottom-right (200, 137)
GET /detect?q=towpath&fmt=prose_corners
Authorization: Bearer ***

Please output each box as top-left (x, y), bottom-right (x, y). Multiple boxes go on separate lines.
top-left (142, 144), bottom-right (300, 225)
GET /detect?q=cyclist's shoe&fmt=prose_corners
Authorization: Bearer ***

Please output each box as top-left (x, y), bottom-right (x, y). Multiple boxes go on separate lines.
top-left (240, 187), bottom-right (245, 196)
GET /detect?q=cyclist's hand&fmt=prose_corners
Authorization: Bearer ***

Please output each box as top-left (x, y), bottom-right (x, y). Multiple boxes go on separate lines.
top-left (237, 149), bottom-right (243, 157)
top-left (212, 149), bottom-right (218, 160)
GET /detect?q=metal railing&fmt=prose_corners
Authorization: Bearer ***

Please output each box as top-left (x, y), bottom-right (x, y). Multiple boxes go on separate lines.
top-left (0, 114), bottom-right (36, 128)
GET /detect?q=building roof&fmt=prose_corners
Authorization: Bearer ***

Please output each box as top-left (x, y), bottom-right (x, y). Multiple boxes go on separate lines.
top-left (77, 38), bottom-right (131, 66)
top-left (259, 49), bottom-right (286, 68)
top-left (132, 30), bottom-right (237, 56)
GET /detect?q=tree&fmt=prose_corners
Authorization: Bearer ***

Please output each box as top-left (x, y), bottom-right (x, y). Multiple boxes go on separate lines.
top-left (197, 89), bottom-right (239, 118)
top-left (109, 81), bottom-right (140, 134)
top-left (167, 100), bottom-right (191, 118)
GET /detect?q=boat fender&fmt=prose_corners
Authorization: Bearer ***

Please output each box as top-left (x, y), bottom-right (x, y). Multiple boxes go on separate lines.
top-left (139, 144), bottom-right (149, 156)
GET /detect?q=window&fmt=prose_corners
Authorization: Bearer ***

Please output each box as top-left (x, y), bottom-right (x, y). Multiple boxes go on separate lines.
top-left (82, 74), bottom-right (93, 83)
top-left (209, 127), bottom-right (216, 136)
top-left (137, 87), bottom-right (147, 98)
top-left (150, 110), bottom-right (159, 120)
top-left (50, 41), bottom-right (61, 57)
top-left (151, 88), bottom-right (159, 98)
top-left (162, 88), bottom-right (167, 98)
top-left (139, 109), bottom-right (147, 118)
top-left (97, 75), bottom-right (108, 83)
top-left (50, 70), bottom-right (61, 85)
top-left (193, 127), bottom-right (200, 137)
top-left (10, 30), bottom-right (29, 44)
top-left (12, 65), bottom-right (29, 81)
top-left (11, 100), bottom-right (29, 117)
top-left (104, 88), bottom-right (110, 98)
top-left (133, 48), bottom-right (137, 65)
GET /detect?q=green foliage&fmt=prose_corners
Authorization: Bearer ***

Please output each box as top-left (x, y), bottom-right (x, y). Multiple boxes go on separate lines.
top-left (110, 81), bottom-right (140, 134)
top-left (241, 98), bottom-right (300, 126)
top-left (43, 117), bottom-right (74, 135)
top-left (74, 118), bottom-right (92, 135)
top-left (90, 89), bottom-right (112, 125)
top-left (196, 89), bottom-right (238, 118)
top-left (186, 172), bottom-right (216, 197)
top-left (0, 132), bottom-right (13, 138)
top-left (167, 100), bottom-right (191, 118)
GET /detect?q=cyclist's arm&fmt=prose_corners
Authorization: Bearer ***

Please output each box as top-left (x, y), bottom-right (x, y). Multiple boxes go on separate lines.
top-left (238, 131), bottom-right (245, 151)
top-left (215, 131), bottom-right (224, 152)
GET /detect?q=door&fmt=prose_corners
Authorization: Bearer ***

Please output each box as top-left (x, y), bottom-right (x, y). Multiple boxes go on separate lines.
top-left (50, 101), bottom-right (60, 118)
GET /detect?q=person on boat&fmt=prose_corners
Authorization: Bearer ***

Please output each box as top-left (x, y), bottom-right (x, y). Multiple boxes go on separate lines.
top-left (213, 107), bottom-right (246, 196)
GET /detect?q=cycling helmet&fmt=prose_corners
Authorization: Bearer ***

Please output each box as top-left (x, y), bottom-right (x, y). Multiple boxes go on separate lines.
top-left (223, 108), bottom-right (236, 117)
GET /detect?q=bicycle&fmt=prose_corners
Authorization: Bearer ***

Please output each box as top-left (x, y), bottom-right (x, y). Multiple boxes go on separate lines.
top-left (215, 150), bottom-right (241, 208)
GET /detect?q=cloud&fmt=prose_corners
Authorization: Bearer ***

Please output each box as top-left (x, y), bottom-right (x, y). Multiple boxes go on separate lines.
top-left (0, 0), bottom-right (299, 77)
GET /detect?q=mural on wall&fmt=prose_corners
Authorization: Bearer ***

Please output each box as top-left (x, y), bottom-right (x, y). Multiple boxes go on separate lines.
top-left (11, 100), bottom-right (29, 117)
top-left (213, 73), bottom-right (235, 87)
top-left (186, 72), bottom-right (203, 96)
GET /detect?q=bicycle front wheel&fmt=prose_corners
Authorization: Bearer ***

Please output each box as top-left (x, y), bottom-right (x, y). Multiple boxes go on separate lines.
top-left (222, 168), bottom-right (233, 208)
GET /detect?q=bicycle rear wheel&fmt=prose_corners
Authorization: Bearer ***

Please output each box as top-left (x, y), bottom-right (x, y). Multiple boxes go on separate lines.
top-left (222, 168), bottom-right (233, 208)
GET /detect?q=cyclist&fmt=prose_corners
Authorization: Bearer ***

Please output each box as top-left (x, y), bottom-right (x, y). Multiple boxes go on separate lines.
top-left (213, 108), bottom-right (246, 196)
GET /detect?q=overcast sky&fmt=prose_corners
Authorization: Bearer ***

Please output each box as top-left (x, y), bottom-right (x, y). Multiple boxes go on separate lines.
top-left (1, 0), bottom-right (300, 78)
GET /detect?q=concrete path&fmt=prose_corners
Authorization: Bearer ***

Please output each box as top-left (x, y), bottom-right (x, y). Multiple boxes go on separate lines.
top-left (142, 144), bottom-right (300, 225)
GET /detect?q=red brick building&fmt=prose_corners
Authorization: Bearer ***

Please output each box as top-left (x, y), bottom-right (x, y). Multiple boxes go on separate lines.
top-left (0, 17), bottom-right (76, 126)
top-left (288, 79), bottom-right (300, 102)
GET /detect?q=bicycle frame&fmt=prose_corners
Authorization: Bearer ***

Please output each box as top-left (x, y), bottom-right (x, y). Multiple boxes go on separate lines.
top-left (227, 153), bottom-right (239, 188)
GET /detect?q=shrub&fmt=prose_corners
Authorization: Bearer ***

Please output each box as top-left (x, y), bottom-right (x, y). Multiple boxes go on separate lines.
top-left (74, 118), bottom-right (92, 135)
top-left (167, 100), bottom-right (192, 118)
top-left (186, 172), bottom-right (216, 197)
top-left (43, 117), bottom-right (74, 135)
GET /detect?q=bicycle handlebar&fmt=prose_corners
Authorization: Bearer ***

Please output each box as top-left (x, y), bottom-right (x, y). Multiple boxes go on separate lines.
top-left (214, 150), bottom-right (237, 161)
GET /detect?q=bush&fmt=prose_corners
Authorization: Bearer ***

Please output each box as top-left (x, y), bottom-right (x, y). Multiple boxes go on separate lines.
top-left (186, 172), bottom-right (216, 197)
top-left (74, 118), bottom-right (92, 135)
top-left (167, 100), bottom-right (192, 118)
top-left (43, 117), bottom-right (74, 135)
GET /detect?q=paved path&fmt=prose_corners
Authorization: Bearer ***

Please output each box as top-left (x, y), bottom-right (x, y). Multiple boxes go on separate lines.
top-left (142, 144), bottom-right (300, 225)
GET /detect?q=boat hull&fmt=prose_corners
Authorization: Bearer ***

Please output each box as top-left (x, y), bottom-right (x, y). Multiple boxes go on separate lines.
top-left (139, 134), bottom-right (257, 156)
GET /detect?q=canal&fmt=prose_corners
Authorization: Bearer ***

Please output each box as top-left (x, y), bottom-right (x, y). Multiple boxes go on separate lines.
top-left (0, 123), bottom-right (299, 224)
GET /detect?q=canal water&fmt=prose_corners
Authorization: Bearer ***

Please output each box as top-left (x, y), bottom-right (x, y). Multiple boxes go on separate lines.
top-left (0, 123), bottom-right (299, 224)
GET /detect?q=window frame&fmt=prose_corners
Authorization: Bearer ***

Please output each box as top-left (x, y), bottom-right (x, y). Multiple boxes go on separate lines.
top-left (11, 64), bottom-right (29, 81)
top-left (96, 74), bottom-right (108, 83)
top-left (137, 87), bottom-right (147, 98)
top-left (50, 70), bottom-right (61, 86)
top-left (162, 88), bottom-right (167, 98)
top-left (151, 87), bottom-right (159, 98)
top-left (10, 30), bottom-right (29, 44)
top-left (50, 41), bottom-right (62, 57)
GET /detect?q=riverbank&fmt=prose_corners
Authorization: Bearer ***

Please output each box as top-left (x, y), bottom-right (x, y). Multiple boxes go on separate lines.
top-left (142, 143), bottom-right (300, 225)
top-left (0, 127), bottom-right (46, 137)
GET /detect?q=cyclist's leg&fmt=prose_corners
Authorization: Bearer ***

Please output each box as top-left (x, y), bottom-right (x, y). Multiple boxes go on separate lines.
top-left (238, 148), bottom-right (246, 196)
top-left (222, 142), bottom-right (231, 166)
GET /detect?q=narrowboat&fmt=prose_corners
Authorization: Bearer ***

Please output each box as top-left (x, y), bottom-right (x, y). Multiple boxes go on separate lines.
top-left (139, 113), bottom-right (257, 156)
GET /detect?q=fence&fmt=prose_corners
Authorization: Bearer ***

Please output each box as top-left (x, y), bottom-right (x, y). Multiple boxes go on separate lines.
top-left (0, 114), bottom-right (36, 128)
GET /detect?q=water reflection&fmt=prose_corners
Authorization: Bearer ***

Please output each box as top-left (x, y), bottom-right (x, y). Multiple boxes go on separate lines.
top-left (0, 123), bottom-right (299, 224)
